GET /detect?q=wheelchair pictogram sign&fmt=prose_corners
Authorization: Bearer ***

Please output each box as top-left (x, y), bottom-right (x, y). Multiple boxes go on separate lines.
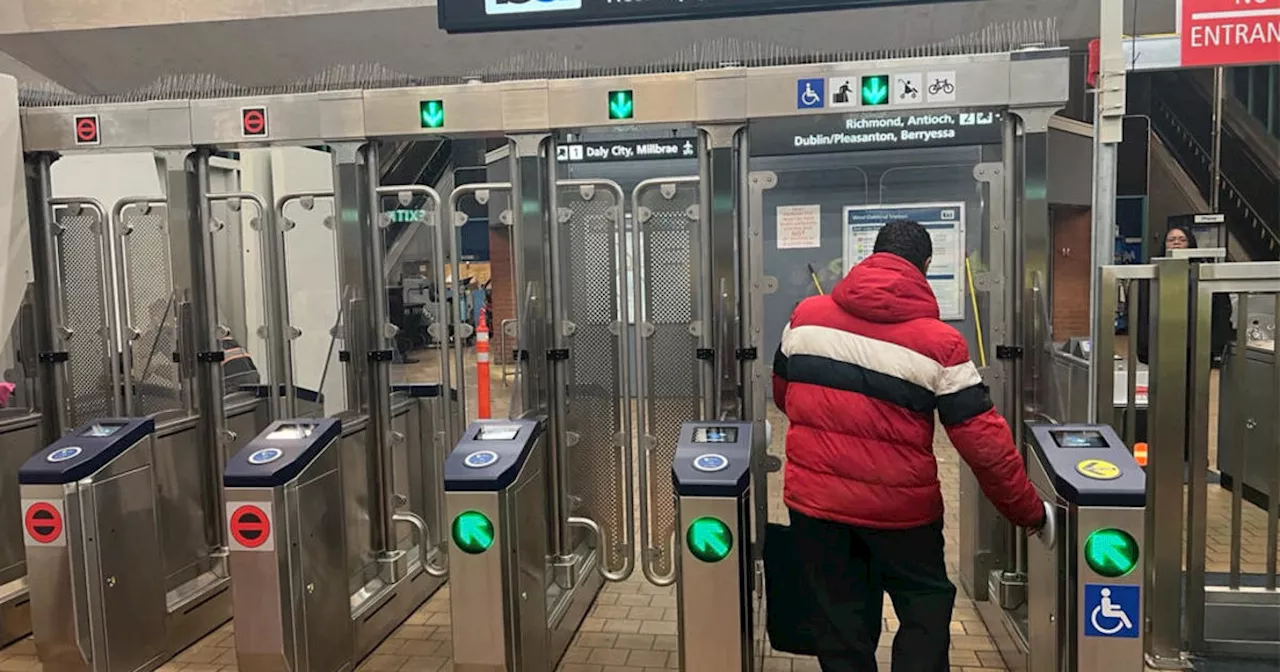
top-left (1084, 584), bottom-right (1139, 638)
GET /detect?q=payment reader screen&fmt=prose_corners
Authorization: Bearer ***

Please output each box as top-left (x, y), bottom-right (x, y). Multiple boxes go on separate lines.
top-left (694, 427), bottom-right (737, 443)
top-left (477, 425), bottom-right (521, 441)
top-left (82, 423), bottom-right (124, 437)
top-left (266, 424), bottom-right (314, 441)
top-left (1050, 430), bottom-right (1108, 448)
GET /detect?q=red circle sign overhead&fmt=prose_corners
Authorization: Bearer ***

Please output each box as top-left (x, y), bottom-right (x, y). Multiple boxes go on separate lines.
top-left (241, 108), bottom-right (267, 137)
top-left (229, 504), bottom-right (271, 548)
top-left (74, 115), bottom-right (99, 145)
top-left (1180, 0), bottom-right (1280, 67)
top-left (25, 502), bottom-right (63, 544)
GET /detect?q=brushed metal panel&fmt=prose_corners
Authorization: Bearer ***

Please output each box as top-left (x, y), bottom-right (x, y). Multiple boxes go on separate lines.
top-left (446, 491), bottom-right (507, 669)
top-left (0, 422), bottom-right (42, 586)
top-left (362, 84), bottom-right (505, 138)
top-left (21, 101), bottom-right (192, 152)
top-left (298, 466), bottom-right (352, 672)
top-left (94, 466), bottom-right (167, 672)
top-left (502, 81), bottom-right (551, 132)
top-left (189, 91), bottom-right (365, 146)
top-left (340, 429), bottom-right (376, 594)
top-left (1009, 53), bottom-right (1071, 107)
top-left (697, 69), bottom-right (748, 122)
top-left (154, 425), bottom-right (215, 592)
top-left (548, 74), bottom-right (698, 128)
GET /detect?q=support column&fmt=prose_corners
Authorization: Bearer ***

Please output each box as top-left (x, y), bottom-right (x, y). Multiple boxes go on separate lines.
top-left (161, 148), bottom-right (228, 552)
top-left (331, 143), bottom-right (372, 413)
top-left (1088, 0), bottom-right (1127, 422)
top-left (24, 153), bottom-right (67, 441)
top-left (698, 124), bottom-right (744, 421)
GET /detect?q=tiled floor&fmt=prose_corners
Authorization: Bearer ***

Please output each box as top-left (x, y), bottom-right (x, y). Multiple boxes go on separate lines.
top-left (2, 348), bottom-right (1275, 672)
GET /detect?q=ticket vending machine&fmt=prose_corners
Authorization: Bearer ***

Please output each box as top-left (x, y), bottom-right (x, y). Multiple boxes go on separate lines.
top-left (1024, 423), bottom-right (1146, 672)
top-left (671, 421), bottom-right (755, 671)
top-left (17, 418), bottom-right (175, 672)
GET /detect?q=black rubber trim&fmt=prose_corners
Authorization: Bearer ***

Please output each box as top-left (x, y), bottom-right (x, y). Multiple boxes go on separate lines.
top-left (696, 348), bottom-right (714, 361)
top-left (197, 351), bottom-right (225, 363)
top-left (38, 351), bottom-right (69, 363)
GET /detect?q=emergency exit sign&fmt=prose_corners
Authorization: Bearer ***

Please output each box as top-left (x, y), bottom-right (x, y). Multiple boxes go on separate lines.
top-left (1179, 0), bottom-right (1280, 67)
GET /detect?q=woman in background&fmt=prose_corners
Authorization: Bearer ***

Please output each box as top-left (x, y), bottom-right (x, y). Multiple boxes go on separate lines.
top-left (1134, 224), bottom-right (1234, 368)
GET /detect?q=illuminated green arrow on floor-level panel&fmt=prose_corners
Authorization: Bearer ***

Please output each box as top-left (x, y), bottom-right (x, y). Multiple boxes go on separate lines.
top-left (687, 517), bottom-right (732, 563)
top-left (452, 511), bottom-right (494, 554)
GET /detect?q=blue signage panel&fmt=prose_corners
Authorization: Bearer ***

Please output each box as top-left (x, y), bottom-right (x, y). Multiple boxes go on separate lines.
top-left (440, 0), bottom-right (971, 34)
top-left (797, 79), bottom-right (826, 109)
top-left (1083, 584), bottom-right (1140, 638)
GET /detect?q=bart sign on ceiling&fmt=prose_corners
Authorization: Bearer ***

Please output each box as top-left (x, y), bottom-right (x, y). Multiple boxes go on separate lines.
top-left (1179, 0), bottom-right (1280, 67)
top-left (439, 0), bottom-right (969, 34)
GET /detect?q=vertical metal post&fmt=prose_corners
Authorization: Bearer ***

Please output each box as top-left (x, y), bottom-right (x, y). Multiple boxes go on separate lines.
top-left (362, 142), bottom-right (402, 577)
top-left (331, 143), bottom-right (371, 413)
top-left (1146, 257), bottom-right (1191, 668)
top-left (698, 124), bottom-right (743, 421)
top-left (1088, 0), bottom-right (1127, 423)
top-left (25, 154), bottom-right (68, 440)
top-left (540, 137), bottom-right (577, 583)
top-left (260, 200), bottom-right (293, 418)
top-left (1210, 67), bottom-right (1224, 211)
top-left (164, 149), bottom-right (229, 552)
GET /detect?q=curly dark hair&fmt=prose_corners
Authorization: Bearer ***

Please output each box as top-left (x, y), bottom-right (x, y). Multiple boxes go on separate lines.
top-left (872, 219), bottom-right (933, 273)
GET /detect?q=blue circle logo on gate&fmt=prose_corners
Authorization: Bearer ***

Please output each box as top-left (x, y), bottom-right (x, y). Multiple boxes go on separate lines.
top-left (248, 448), bottom-right (284, 465)
top-left (47, 446), bottom-right (83, 463)
top-left (464, 450), bottom-right (500, 469)
top-left (693, 453), bottom-right (729, 473)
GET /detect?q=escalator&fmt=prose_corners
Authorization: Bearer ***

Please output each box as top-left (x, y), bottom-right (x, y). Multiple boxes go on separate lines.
top-left (1140, 70), bottom-right (1279, 260)
top-left (379, 140), bottom-right (454, 279)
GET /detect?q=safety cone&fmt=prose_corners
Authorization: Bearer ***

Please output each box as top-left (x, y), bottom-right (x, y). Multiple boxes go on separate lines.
top-left (477, 311), bottom-right (491, 419)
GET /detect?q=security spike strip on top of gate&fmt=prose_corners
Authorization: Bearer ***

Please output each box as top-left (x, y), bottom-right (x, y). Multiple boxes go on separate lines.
top-left (16, 18), bottom-right (1060, 107)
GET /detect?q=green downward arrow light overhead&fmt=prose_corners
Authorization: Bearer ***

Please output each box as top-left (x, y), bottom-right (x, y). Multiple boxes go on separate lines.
top-left (860, 75), bottom-right (890, 106)
top-left (687, 517), bottom-right (733, 563)
top-left (608, 90), bottom-right (635, 120)
top-left (1084, 528), bottom-right (1139, 578)
top-left (419, 100), bottom-right (445, 129)
top-left (452, 511), bottom-right (494, 555)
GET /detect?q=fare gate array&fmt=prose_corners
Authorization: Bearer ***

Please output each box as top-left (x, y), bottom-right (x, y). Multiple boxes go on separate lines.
top-left (5, 47), bottom-right (1077, 671)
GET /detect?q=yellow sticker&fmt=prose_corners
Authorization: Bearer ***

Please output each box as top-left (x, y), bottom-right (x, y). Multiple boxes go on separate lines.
top-left (1076, 459), bottom-right (1122, 481)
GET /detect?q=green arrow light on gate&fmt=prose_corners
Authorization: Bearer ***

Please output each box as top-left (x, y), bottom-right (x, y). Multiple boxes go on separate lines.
top-left (452, 511), bottom-right (494, 554)
top-left (686, 517), bottom-right (733, 563)
top-left (860, 75), bottom-right (890, 106)
top-left (419, 100), bottom-right (445, 129)
top-left (608, 90), bottom-right (635, 120)
top-left (1084, 528), bottom-right (1139, 578)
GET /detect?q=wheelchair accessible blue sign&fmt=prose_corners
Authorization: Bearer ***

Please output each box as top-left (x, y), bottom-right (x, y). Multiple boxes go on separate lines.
top-left (797, 79), bottom-right (825, 109)
top-left (1083, 584), bottom-right (1140, 638)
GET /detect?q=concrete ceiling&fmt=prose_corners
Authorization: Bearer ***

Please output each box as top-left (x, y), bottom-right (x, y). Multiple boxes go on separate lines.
top-left (0, 1), bottom-right (1176, 96)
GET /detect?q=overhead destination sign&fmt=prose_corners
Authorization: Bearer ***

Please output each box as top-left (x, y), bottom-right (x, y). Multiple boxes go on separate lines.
top-left (439, 0), bottom-right (969, 33)
top-left (751, 108), bottom-right (1003, 156)
top-left (556, 138), bottom-right (697, 163)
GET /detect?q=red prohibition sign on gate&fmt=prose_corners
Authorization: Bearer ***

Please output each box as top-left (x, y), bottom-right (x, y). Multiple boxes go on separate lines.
top-left (229, 504), bottom-right (271, 548)
top-left (241, 107), bottom-right (268, 138)
top-left (25, 502), bottom-right (63, 544)
top-left (73, 115), bottom-right (99, 145)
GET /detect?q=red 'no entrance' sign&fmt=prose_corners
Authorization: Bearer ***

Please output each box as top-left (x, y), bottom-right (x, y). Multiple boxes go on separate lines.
top-left (1180, 0), bottom-right (1280, 67)
top-left (25, 502), bottom-right (63, 544)
top-left (241, 107), bottom-right (268, 138)
top-left (229, 504), bottom-right (271, 549)
top-left (73, 115), bottom-right (100, 146)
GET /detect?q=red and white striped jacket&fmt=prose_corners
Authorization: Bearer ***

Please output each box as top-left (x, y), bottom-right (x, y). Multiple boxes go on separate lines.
top-left (772, 252), bottom-right (1044, 530)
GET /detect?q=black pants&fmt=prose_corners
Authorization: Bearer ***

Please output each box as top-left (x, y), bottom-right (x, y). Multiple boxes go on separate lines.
top-left (789, 509), bottom-right (956, 672)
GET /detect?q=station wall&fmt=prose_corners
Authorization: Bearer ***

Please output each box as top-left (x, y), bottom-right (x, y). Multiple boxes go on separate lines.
top-left (0, 74), bottom-right (28, 385)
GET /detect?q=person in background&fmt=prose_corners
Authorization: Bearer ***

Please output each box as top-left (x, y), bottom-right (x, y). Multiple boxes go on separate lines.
top-left (1134, 224), bottom-right (1234, 368)
top-left (0, 381), bottom-right (14, 407)
top-left (772, 219), bottom-right (1046, 672)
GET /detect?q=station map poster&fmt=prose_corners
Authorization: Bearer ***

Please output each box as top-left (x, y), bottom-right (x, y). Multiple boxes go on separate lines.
top-left (843, 203), bottom-right (966, 321)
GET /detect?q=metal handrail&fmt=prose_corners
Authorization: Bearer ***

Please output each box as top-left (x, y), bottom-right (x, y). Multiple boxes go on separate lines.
top-left (110, 196), bottom-right (167, 417)
top-left (559, 177), bottom-right (635, 583)
top-left (630, 176), bottom-right (701, 588)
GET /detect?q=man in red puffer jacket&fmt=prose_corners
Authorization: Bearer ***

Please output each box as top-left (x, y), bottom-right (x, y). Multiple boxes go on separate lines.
top-left (773, 219), bottom-right (1045, 672)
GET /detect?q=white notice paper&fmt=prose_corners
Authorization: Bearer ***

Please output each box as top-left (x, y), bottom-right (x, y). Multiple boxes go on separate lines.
top-left (776, 205), bottom-right (822, 249)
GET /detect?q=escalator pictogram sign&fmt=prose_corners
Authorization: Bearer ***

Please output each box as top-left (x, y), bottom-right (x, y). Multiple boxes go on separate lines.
top-left (24, 501), bottom-right (65, 546)
top-left (229, 503), bottom-right (272, 551)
